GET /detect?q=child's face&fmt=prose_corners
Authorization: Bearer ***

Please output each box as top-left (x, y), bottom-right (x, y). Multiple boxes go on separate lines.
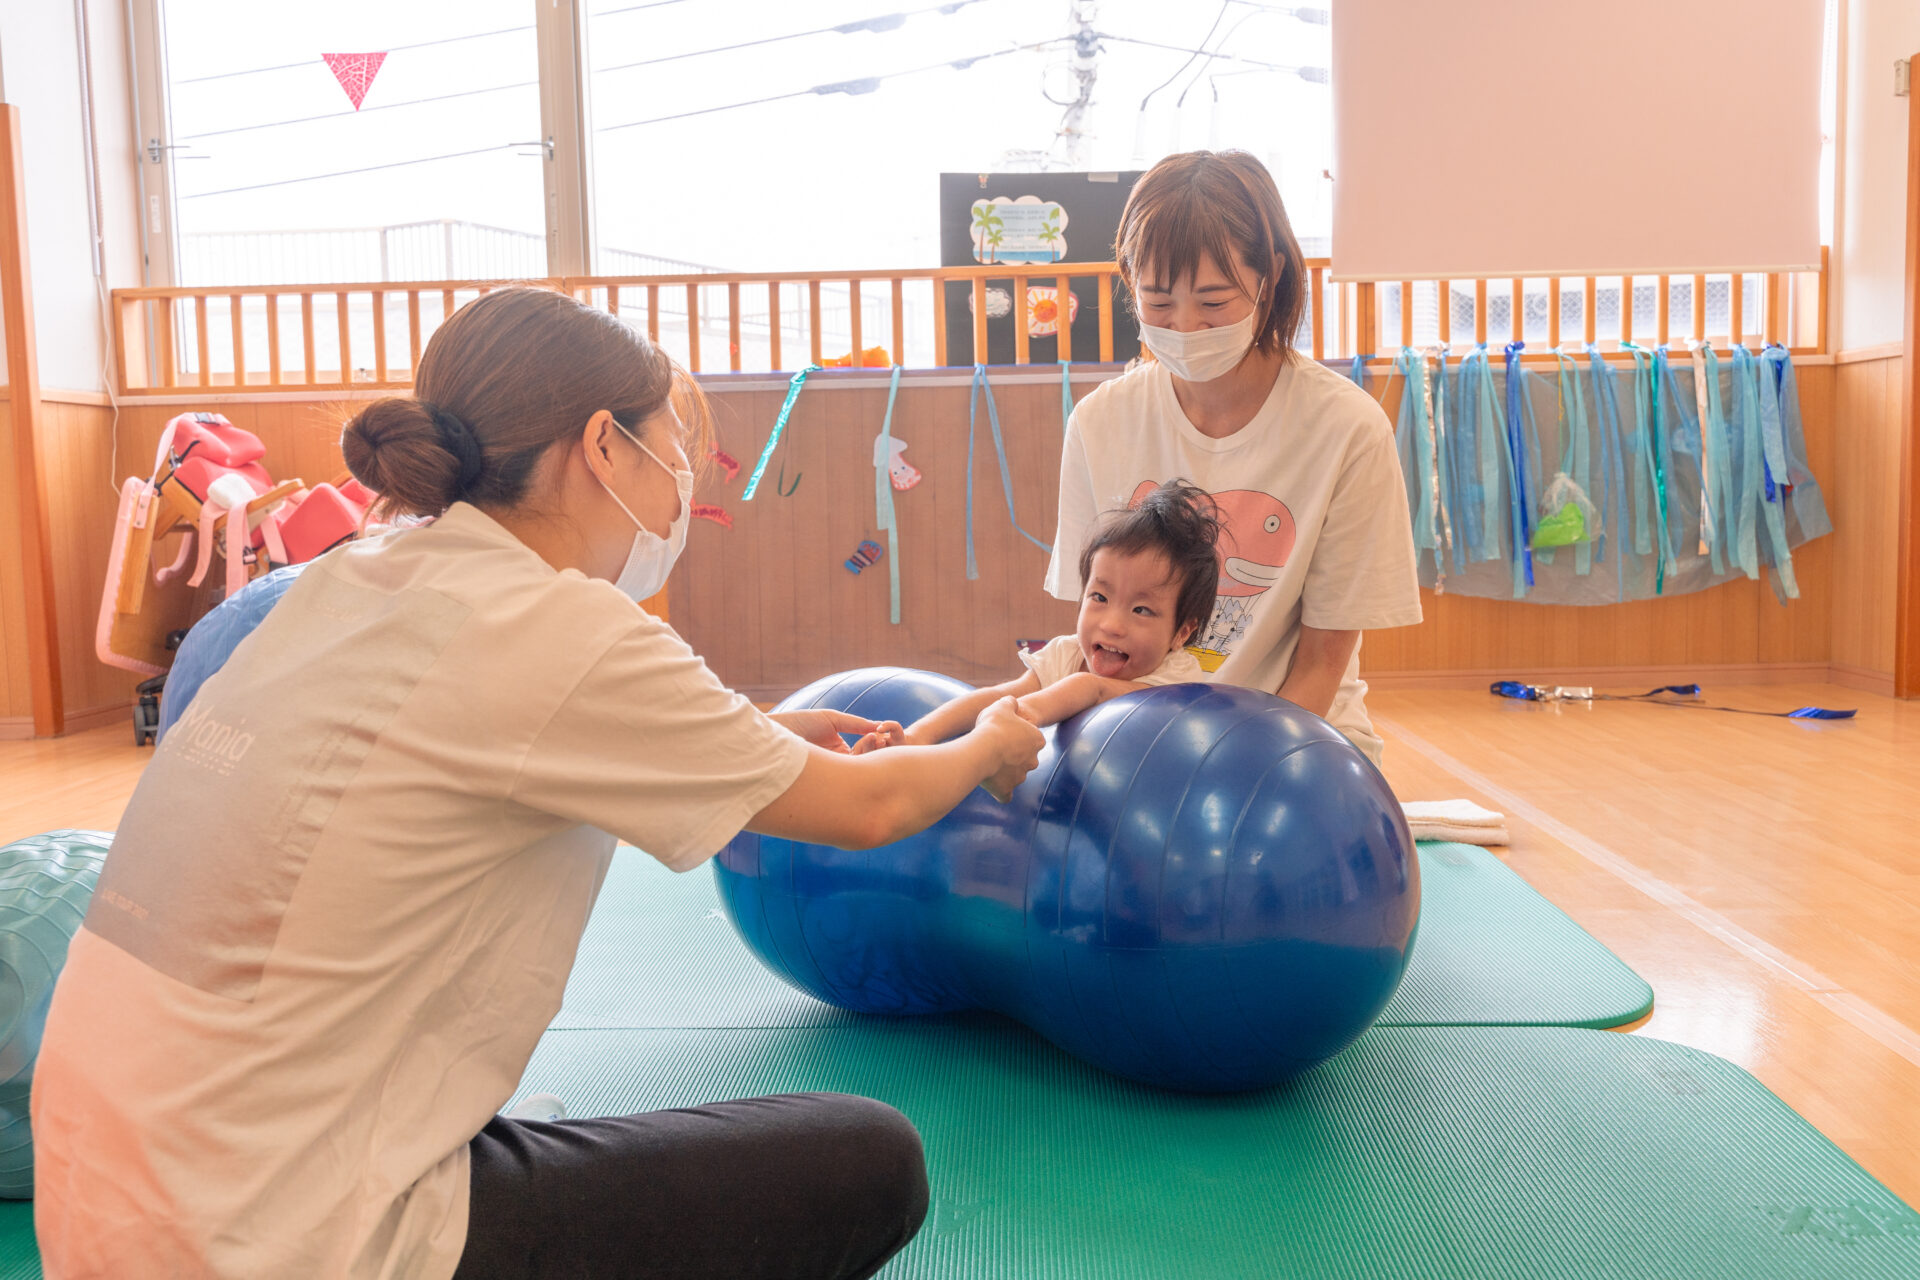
top-left (1077, 547), bottom-right (1194, 681)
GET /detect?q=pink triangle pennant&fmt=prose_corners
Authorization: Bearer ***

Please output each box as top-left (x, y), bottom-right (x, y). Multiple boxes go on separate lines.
top-left (322, 52), bottom-right (387, 110)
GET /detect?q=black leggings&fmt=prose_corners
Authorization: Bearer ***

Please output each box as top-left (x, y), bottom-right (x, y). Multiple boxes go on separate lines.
top-left (453, 1092), bottom-right (929, 1280)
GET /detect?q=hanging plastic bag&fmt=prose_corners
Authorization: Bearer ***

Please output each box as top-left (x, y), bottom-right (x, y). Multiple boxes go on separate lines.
top-left (1530, 471), bottom-right (1601, 549)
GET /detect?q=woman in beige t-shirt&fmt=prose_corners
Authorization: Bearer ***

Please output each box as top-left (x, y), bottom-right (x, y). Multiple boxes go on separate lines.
top-left (33, 288), bottom-right (1042, 1280)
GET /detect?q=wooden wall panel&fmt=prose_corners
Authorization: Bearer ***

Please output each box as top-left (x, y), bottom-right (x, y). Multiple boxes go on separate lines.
top-left (669, 375), bottom-right (1079, 699)
top-left (0, 394), bottom-right (33, 722)
top-left (69, 358), bottom-right (1851, 714)
top-left (42, 400), bottom-right (141, 723)
top-left (1828, 355), bottom-right (1903, 682)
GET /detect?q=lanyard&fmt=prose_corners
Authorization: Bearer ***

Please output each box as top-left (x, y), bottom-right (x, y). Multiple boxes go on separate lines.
top-left (742, 364), bottom-right (822, 500)
top-left (966, 365), bottom-right (1052, 581)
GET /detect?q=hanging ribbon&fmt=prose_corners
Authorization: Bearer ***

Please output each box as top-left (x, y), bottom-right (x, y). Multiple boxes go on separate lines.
top-left (1763, 345), bottom-right (1833, 543)
top-left (742, 364), bottom-right (822, 500)
top-left (1656, 347), bottom-right (1708, 574)
top-left (1732, 347), bottom-right (1798, 600)
top-left (1697, 339), bottom-right (1728, 564)
top-left (1459, 345), bottom-right (1506, 566)
top-left (1635, 343), bottom-right (1678, 590)
top-left (1348, 354), bottom-right (1372, 395)
top-left (1617, 343), bottom-right (1656, 564)
top-left (1586, 346), bottom-right (1631, 601)
top-left (1727, 347), bottom-right (1764, 581)
top-left (1060, 360), bottom-right (1074, 433)
top-left (1393, 349), bottom-right (1439, 561)
top-left (1551, 348), bottom-right (1594, 576)
top-left (966, 365), bottom-right (1051, 581)
top-left (874, 365), bottom-right (905, 624)
top-left (1500, 342), bottom-right (1534, 596)
top-left (1699, 344), bottom-right (1739, 574)
top-left (1428, 346), bottom-right (1455, 585)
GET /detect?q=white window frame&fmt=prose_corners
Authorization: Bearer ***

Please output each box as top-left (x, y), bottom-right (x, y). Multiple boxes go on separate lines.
top-left (127, 0), bottom-right (598, 287)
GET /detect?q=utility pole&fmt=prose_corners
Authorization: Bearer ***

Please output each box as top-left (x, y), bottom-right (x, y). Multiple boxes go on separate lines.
top-left (1047, 1), bottom-right (1101, 170)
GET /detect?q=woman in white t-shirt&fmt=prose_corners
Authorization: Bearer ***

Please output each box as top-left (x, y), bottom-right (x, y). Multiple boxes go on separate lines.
top-left (32, 288), bottom-right (1043, 1280)
top-left (1045, 150), bottom-right (1422, 765)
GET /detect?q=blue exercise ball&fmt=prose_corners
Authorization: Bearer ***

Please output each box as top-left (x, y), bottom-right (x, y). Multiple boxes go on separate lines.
top-left (715, 668), bottom-right (1420, 1093)
top-left (0, 830), bottom-right (109, 1198)
top-left (157, 563), bottom-right (306, 745)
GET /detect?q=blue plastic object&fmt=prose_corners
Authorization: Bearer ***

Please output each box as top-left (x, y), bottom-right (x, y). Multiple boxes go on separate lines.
top-left (0, 829), bottom-right (109, 1198)
top-left (714, 668), bottom-right (1421, 1093)
top-left (156, 564), bottom-right (306, 744)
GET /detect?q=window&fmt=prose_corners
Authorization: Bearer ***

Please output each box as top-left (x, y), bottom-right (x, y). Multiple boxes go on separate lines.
top-left (155, 0), bottom-right (547, 286)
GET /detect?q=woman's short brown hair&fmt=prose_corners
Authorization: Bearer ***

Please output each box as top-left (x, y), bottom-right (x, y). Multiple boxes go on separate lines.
top-left (341, 286), bottom-right (711, 520)
top-left (1115, 150), bottom-right (1307, 362)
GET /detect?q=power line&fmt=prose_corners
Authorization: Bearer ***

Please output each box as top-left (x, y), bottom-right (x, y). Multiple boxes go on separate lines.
top-left (596, 38), bottom-right (1064, 133)
top-left (179, 79), bottom-right (540, 143)
top-left (173, 2), bottom-right (983, 143)
top-left (178, 143), bottom-right (529, 200)
top-left (1135, 3), bottom-right (1230, 111)
top-left (175, 24), bottom-right (534, 86)
top-left (1100, 33), bottom-right (1321, 78)
top-left (593, 1), bottom-right (984, 76)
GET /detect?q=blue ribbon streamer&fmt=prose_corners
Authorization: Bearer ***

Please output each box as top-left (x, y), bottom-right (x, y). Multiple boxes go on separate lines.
top-left (1501, 342), bottom-right (1534, 595)
top-left (966, 364), bottom-right (1052, 580)
top-left (875, 364), bottom-right (904, 625)
top-left (742, 364), bottom-right (821, 500)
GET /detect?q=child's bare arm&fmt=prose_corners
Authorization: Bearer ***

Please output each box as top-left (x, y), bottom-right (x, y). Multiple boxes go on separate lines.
top-left (906, 670), bottom-right (1044, 745)
top-left (1017, 671), bottom-right (1152, 728)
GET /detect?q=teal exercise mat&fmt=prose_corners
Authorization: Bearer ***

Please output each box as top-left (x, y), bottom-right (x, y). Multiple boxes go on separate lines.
top-left (513, 1023), bottom-right (1920, 1280)
top-left (1385, 841), bottom-right (1653, 1028)
top-left (0, 1204), bottom-right (31, 1280)
top-left (554, 842), bottom-right (1653, 1031)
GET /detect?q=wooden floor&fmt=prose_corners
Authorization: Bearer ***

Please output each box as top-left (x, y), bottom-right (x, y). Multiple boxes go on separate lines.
top-left (4, 682), bottom-right (1918, 1205)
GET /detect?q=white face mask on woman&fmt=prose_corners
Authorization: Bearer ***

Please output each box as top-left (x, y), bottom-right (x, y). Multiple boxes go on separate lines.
top-left (593, 421), bottom-right (694, 602)
top-left (1138, 309), bottom-right (1260, 383)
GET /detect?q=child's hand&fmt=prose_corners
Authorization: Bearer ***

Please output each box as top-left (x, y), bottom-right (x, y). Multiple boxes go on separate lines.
top-left (770, 709), bottom-right (889, 754)
top-left (848, 721), bottom-right (908, 754)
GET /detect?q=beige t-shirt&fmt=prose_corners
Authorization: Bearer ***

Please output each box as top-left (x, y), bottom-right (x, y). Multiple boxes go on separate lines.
top-left (32, 503), bottom-right (807, 1280)
top-left (1017, 633), bottom-right (1204, 689)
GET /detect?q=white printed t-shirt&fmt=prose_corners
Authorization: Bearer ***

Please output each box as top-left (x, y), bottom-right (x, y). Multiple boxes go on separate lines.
top-left (1045, 357), bottom-right (1422, 761)
top-left (32, 503), bottom-right (807, 1280)
top-left (1018, 633), bottom-right (1203, 688)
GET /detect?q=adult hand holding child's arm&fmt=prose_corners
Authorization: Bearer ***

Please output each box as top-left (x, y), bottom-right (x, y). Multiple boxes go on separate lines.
top-left (751, 697), bottom-right (1043, 848)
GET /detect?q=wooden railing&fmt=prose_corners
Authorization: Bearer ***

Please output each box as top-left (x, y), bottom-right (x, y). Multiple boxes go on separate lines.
top-left (108, 253), bottom-right (1827, 396)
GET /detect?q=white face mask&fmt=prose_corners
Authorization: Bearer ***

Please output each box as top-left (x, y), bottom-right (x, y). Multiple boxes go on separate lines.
top-left (1139, 309), bottom-right (1259, 383)
top-left (593, 422), bottom-right (694, 602)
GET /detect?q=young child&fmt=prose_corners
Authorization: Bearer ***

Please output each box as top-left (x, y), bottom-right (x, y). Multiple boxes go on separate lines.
top-left (867, 480), bottom-right (1219, 782)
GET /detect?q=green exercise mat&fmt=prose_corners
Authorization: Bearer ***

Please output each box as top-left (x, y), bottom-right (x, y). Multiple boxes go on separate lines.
top-left (555, 842), bottom-right (1653, 1032)
top-left (0, 1205), bottom-right (31, 1280)
top-left (513, 1022), bottom-right (1920, 1280)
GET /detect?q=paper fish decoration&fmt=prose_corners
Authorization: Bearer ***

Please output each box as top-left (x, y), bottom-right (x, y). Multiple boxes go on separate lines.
top-left (709, 449), bottom-right (741, 483)
top-left (692, 503), bottom-right (733, 530)
top-left (845, 539), bottom-right (884, 574)
top-left (873, 435), bottom-right (922, 492)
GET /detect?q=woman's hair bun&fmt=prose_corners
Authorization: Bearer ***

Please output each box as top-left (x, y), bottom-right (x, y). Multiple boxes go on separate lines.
top-left (340, 397), bottom-right (479, 518)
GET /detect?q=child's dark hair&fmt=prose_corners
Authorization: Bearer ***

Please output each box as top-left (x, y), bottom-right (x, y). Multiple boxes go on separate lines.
top-left (1077, 480), bottom-right (1221, 640)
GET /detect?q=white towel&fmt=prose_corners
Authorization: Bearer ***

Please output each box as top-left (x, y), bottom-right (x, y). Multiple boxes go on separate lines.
top-left (1401, 800), bottom-right (1509, 847)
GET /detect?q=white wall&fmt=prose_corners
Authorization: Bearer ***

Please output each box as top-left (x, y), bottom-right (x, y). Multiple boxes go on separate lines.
top-left (0, 0), bottom-right (142, 393)
top-left (1835, 0), bottom-right (1919, 351)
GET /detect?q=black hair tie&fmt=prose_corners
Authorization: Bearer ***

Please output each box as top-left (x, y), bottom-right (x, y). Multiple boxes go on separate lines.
top-left (424, 403), bottom-right (485, 498)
